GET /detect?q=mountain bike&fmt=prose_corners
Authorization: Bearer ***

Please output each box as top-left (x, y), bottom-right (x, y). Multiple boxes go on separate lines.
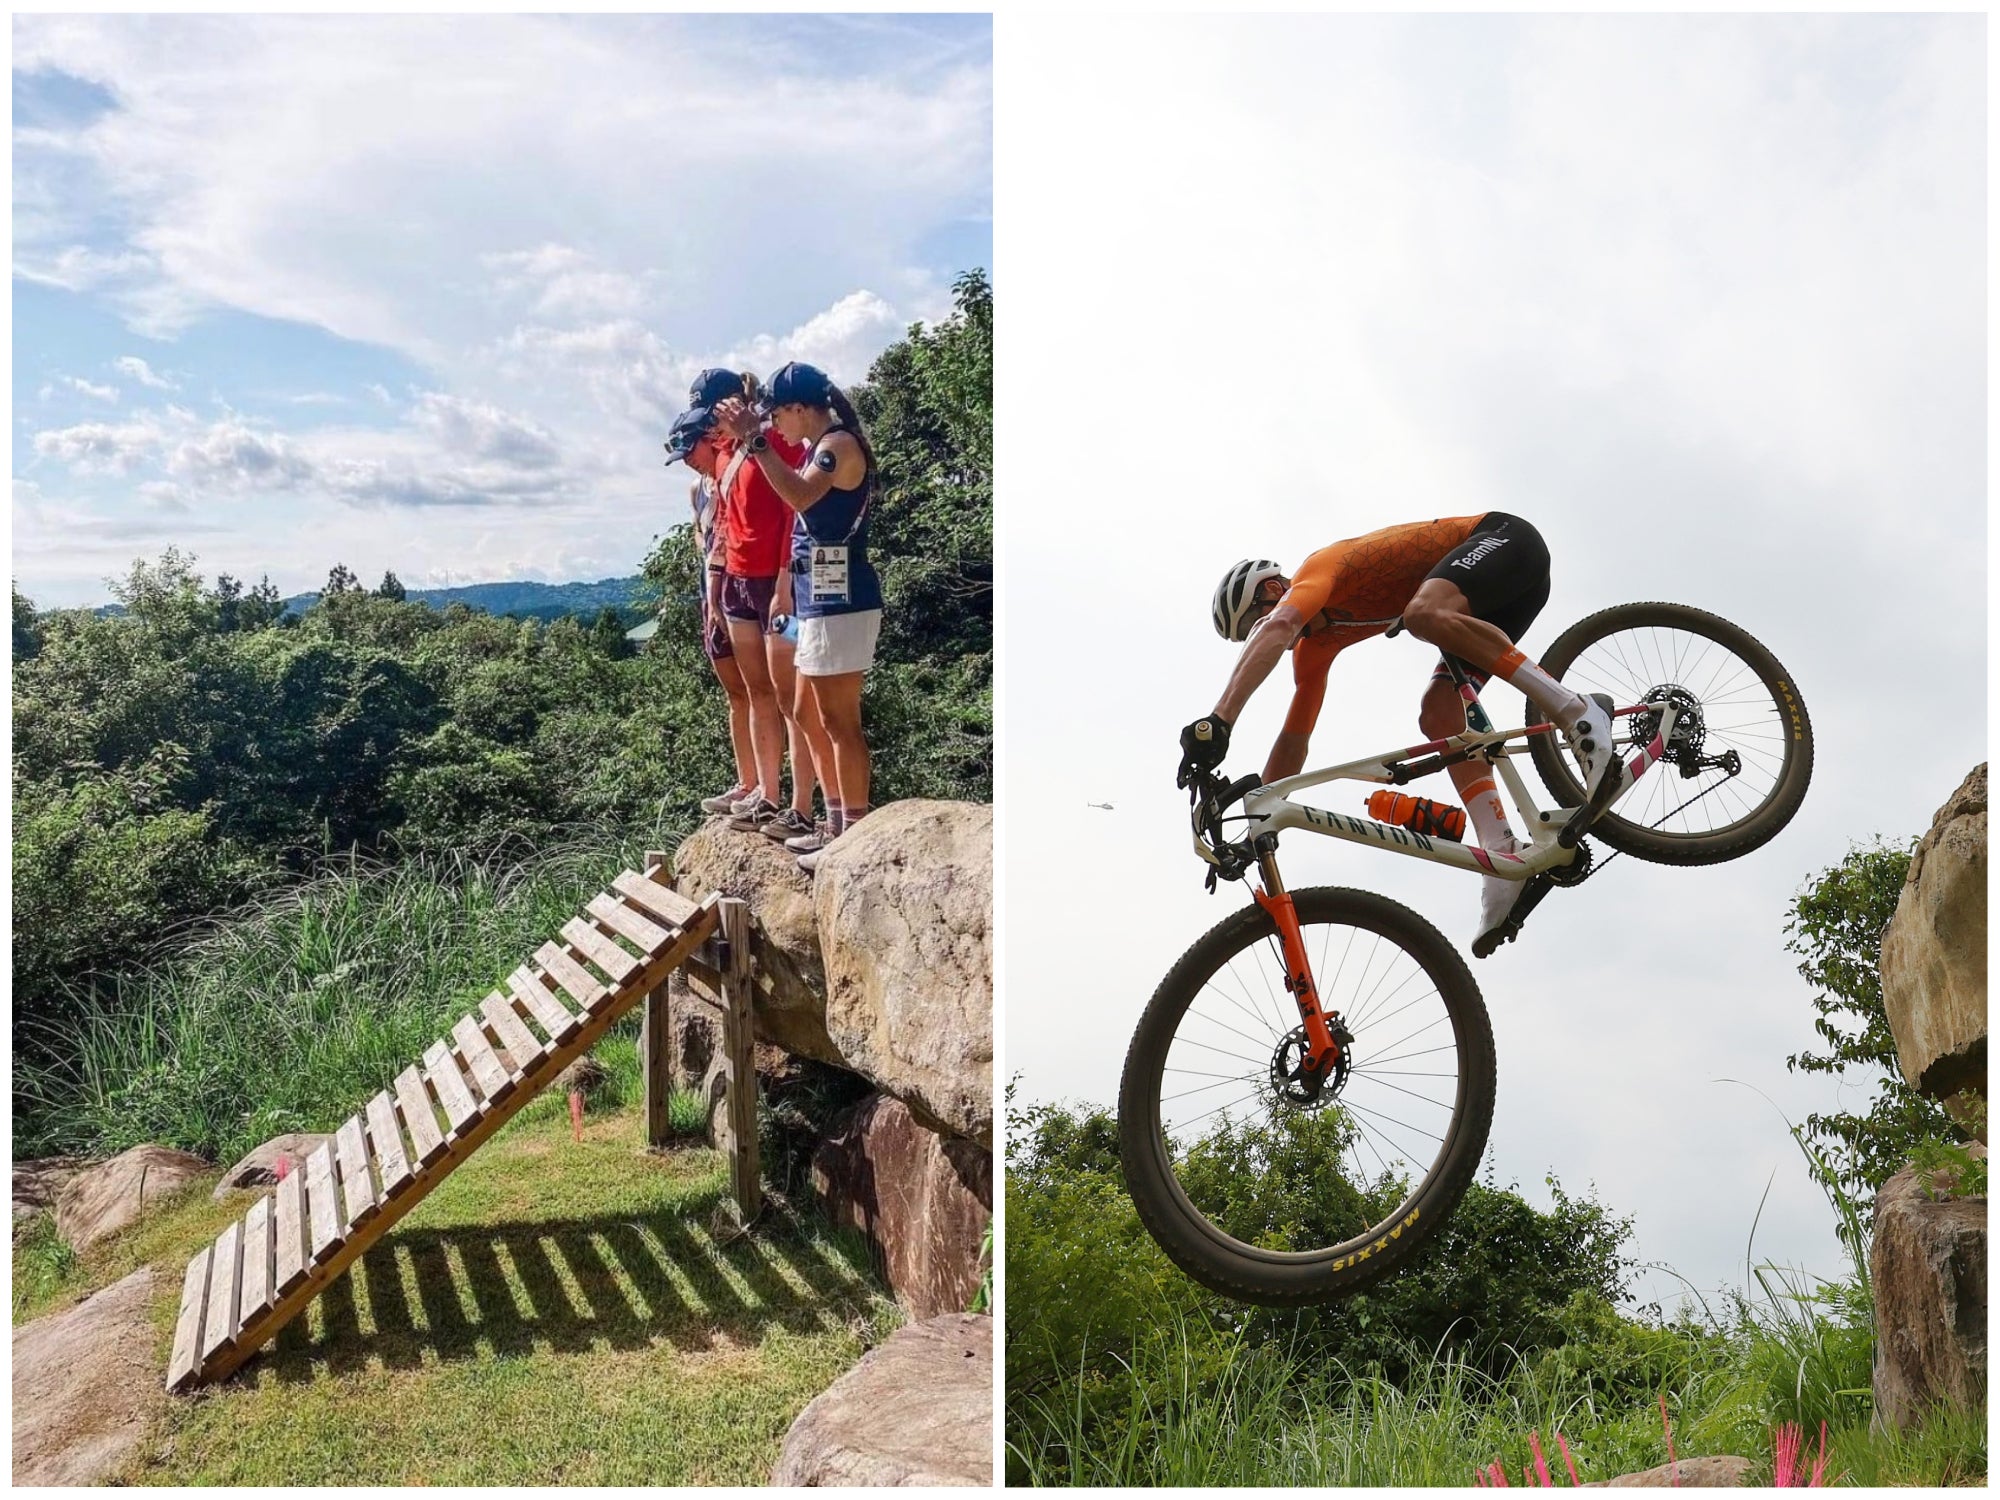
top-left (1118, 602), bottom-right (1812, 1305)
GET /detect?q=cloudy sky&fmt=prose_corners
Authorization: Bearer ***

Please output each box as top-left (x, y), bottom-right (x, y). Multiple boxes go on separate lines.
top-left (1000, 13), bottom-right (1984, 1308)
top-left (12, 13), bottom-right (991, 606)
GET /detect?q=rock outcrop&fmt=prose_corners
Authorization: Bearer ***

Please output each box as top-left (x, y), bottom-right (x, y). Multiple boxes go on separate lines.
top-left (54, 1145), bottom-right (210, 1253)
top-left (771, 1312), bottom-right (992, 1486)
top-left (1582, 1455), bottom-right (1751, 1487)
top-left (812, 1094), bottom-right (992, 1318)
top-left (671, 800), bottom-right (993, 1145)
top-left (1871, 1163), bottom-right (1988, 1431)
top-left (13, 1156), bottom-right (88, 1223)
top-left (814, 802), bottom-right (994, 1147)
top-left (1880, 765), bottom-right (1987, 1118)
top-left (13, 1267), bottom-right (166, 1485)
top-left (211, 1132), bottom-right (330, 1202)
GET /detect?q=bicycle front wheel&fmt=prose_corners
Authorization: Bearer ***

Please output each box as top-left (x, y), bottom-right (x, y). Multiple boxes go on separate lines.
top-left (1118, 886), bottom-right (1494, 1306)
top-left (1525, 602), bottom-right (1813, 865)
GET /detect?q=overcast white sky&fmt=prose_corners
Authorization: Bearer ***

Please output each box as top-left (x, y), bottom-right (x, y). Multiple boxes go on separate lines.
top-left (11, 14), bottom-right (991, 605)
top-left (999, 13), bottom-right (1985, 1310)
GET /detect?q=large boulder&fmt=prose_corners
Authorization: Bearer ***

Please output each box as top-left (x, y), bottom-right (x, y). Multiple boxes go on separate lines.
top-left (1871, 1163), bottom-right (1987, 1430)
top-left (772, 1312), bottom-right (992, 1486)
top-left (54, 1145), bottom-right (210, 1253)
top-left (670, 815), bottom-right (839, 1062)
top-left (812, 1094), bottom-right (992, 1318)
top-left (1582, 1456), bottom-right (1751, 1487)
top-left (1880, 765), bottom-right (1987, 1113)
top-left (13, 1156), bottom-right (88, 1223)
top-left (211, 1132), bottom-right (330, 1202)
top-left (814, 802), bottom-right (994, 1147)
top-left (13, 1267), bottom-right (166, 1485)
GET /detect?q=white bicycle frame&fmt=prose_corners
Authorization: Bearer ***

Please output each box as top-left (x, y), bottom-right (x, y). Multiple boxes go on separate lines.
top-left (1217, 697), bottom-right (1681, 884)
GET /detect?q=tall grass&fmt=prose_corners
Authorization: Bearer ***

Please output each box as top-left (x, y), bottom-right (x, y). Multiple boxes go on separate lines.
top-left (14, 839), bottom-right (640, 1163)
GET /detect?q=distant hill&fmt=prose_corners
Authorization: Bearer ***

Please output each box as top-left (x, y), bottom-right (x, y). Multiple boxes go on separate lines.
top-left (91, 575), bottom-right (656, 625)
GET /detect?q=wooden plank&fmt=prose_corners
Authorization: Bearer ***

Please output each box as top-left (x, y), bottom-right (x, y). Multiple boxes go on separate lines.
top-left (166, 1246), bottom-right (213, 1391)
top-left (179, 896), bottom-right (721, 1390)
top-left (480, 990), bottom-right (545, 1079)
top-left (641, 979), bottom-right (672, 1148)
top-left (719, 897), bottom-right (762, 1225)
top-left (365, 1090), bottom-right (415, 1198)
top-left (238, 1194), bottom-right (274, 1330)
top-left (423, 1040), bottom-right (480, 1137)
top-left (561, 917), bottom-right (641, 985)
top-left (201, 1220), bottom-right (242, 1361)
top-left (588, 892), bottom-right (672, 954)
top-left (335, 1114), bottom-right (379, 1231)
top-left (535, 941), bottom-right (607, 1011)
top-left (613, 869), bottom-right (701, 930)
top-left (508, 965), bottom-right (581, 1044)
top-left (452, 1013), bottom-right (514, 1104)
top-left (305, 1142), bottom-right (342, 1263)
top-left (273, 1167), bottom-right (308, 1295)
top-left (393, 1065), bottom-right (448, 1167)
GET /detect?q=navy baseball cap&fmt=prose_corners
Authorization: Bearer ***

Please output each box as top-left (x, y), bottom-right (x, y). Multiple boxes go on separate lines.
top-left (688, 367), bottom-right (746, 408)
top-left (663, 405), bottom-right (717, 465)
top-left (756, 361), bottom-right (835, 414)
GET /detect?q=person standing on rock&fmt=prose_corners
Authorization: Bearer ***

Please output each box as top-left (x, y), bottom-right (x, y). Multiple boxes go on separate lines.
top-left (663, 403), bottom-right (758, 817)
top-left (718, 361), bottom-right (880, 873)
top-left (691, 367), bottom-right (829, 845)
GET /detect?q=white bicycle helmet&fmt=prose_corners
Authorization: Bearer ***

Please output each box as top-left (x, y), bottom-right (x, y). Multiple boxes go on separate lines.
top-left (1212, 558), bottom-right (1286, 642)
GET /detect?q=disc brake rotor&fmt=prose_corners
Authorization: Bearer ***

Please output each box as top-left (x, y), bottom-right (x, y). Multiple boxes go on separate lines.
top-left (1268, 1021), bottom-right (1353, 1109)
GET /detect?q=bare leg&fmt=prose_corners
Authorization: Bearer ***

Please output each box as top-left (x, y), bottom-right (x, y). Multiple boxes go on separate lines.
top-left (1418, 677), bottom-right (1517, 848)
top-left (808, 671), bottom-right (871, 818)
top-left (765, 634), bottom-right (817, 816)
top-left (711, 651), bottom-right (755, 792)
top-left (790, 667), bottom-right (839, 823)
top-left (725, 614), bottom-right (784, 803)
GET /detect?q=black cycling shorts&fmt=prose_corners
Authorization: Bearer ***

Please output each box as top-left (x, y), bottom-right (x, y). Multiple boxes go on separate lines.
top-left (1424, 511), bottom-right (1551, 684)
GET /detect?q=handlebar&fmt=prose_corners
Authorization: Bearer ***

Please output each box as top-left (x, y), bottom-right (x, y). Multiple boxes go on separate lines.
top-left (1187, 767), bottom-right (1265, 888)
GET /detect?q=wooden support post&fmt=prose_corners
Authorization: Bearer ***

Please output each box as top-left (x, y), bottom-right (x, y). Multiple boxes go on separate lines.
top-left (718, 897), bottom-right (761, 1224)
top-left (640, 850), bottom-right (673, 1148)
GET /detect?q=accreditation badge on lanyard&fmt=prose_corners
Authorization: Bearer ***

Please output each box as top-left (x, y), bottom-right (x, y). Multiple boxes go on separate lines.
top-left (809, 545), bottom-right (851, 603)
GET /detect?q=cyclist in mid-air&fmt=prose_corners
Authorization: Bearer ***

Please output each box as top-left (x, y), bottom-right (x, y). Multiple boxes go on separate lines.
top-left (1176, 513), bottom-right (1625, 954)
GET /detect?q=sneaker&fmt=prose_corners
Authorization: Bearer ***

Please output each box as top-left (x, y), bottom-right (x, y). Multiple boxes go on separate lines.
top-left (1564, 693), bottom-right (1627, 807)
top-left (762, 808), bottom-right (815, 843)
top-left (785, 818), bottom-right (832, 854)
top-left (796, 840), bottom-right (831, 874)
top-left (728, 796), bottom-right (780, 833)
top-left (1471, 838), bottom-right (1527, 953)
top-left (702, 784), bottom-right (754, 815)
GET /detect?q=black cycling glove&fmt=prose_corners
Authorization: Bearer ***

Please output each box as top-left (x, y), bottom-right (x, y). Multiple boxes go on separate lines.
top-left (1177, 713), bottom-right (1232, 788)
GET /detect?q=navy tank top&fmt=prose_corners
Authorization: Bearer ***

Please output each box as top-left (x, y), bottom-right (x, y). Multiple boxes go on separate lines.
top-left (791, 454), bottom-right (882, 619)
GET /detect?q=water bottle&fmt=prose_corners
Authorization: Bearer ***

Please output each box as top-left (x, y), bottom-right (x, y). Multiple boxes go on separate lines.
top-left (769, 612), bottom-right (801, 644)
top-left (1365, 789), bottom-right (1467, 843)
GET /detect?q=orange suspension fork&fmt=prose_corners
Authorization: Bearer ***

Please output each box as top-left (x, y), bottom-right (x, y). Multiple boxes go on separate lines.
top-left (1250, 850), bottom-right (1341, 1071)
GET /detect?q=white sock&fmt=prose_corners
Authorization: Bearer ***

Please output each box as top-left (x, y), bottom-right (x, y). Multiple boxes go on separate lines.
top-left (1492, 647), bottom-right (1588, 731)
top-left (1460, 774), bottom-right (1516, 850)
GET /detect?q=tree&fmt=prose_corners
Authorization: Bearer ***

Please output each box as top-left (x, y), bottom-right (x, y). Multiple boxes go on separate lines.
top-left (375, 570), bottom-right (407, 602)
top-left (1784, 837), bottom-right (1956, 1204)
top-left (323, 563), bottom-right (360, 597)
top-left (13, 583), bottom-right (41, 661)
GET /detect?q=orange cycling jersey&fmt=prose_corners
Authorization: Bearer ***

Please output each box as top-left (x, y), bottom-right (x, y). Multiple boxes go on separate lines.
top-left (1280, 515), bottom-right (1485, 735)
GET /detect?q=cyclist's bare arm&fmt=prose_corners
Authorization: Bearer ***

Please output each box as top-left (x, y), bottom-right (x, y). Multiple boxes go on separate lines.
top-left (1264, 729), bottom-right (1313, 782)
top-left (1213, 603), bottom-right (1306, 722)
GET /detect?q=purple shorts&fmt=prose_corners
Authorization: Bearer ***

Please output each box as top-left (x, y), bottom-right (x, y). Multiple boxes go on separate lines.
top-left (720, 571), bottom-right (778, 627)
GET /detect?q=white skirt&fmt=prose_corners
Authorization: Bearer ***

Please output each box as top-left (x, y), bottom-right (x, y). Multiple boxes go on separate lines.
top-left (797, 609), bottom-right (883, 676)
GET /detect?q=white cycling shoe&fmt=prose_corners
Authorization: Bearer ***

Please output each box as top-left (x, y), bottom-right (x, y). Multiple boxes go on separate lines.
top-left (1472, 839), bottom-right (1528, 953)
top-left (1565, 694), bottom-right (1628, 808)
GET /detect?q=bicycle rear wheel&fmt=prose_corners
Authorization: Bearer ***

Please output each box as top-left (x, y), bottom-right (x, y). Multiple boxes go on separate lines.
top-left (1118, 886), bottom-right (1494, 1306)
top-left (1526, 602), bottom-right (1812, 865)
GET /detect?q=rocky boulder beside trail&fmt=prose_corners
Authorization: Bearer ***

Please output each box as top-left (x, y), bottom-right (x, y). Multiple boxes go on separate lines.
top-left (771, 1312), bottom-right (992, 1486)
top-left (1871, 1161), bottom-right (1987, 1432)
top-left (212, 1132), bottom-right (330, 1202)
top-left (1582, 1455), bottom-right (1752, 1487)
top-left (670, 799), bottom-right (993, 1147)
top-left (54, 1144), bottom-right (210, 1253)
top-left (812, 1093), bottom-right (992, 1319)
top-left (13, 1156), bottom-right (89, 1223)
top-left (13, 1267), bottom-right (167, 1485)
top-left (1880, 764), bottom-right (1987, 1124)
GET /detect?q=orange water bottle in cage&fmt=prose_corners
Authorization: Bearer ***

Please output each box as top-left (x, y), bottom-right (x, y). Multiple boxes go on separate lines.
top-left (1365, 789), bottom-right (1467, 843)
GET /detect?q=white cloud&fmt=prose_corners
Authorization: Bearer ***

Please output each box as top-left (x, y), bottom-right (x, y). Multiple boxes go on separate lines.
top-left (60, 375), bottom-right (121, 403)
top-left (114, 355), bottom-right (177, 389)
top-left (33, 415), bottom-right (168, 473)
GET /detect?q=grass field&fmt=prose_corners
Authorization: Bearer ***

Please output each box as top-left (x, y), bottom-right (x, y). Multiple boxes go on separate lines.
top-left (16, 1069), bottom-right (900, 1485)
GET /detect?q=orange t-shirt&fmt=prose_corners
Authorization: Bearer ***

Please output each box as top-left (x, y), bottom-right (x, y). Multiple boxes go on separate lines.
top-left (1279, 516), bottom-right (1486, 735)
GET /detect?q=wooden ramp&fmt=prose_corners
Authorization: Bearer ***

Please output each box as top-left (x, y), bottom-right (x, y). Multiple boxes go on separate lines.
top-left (167, 868), bottom-right (720, 1393)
